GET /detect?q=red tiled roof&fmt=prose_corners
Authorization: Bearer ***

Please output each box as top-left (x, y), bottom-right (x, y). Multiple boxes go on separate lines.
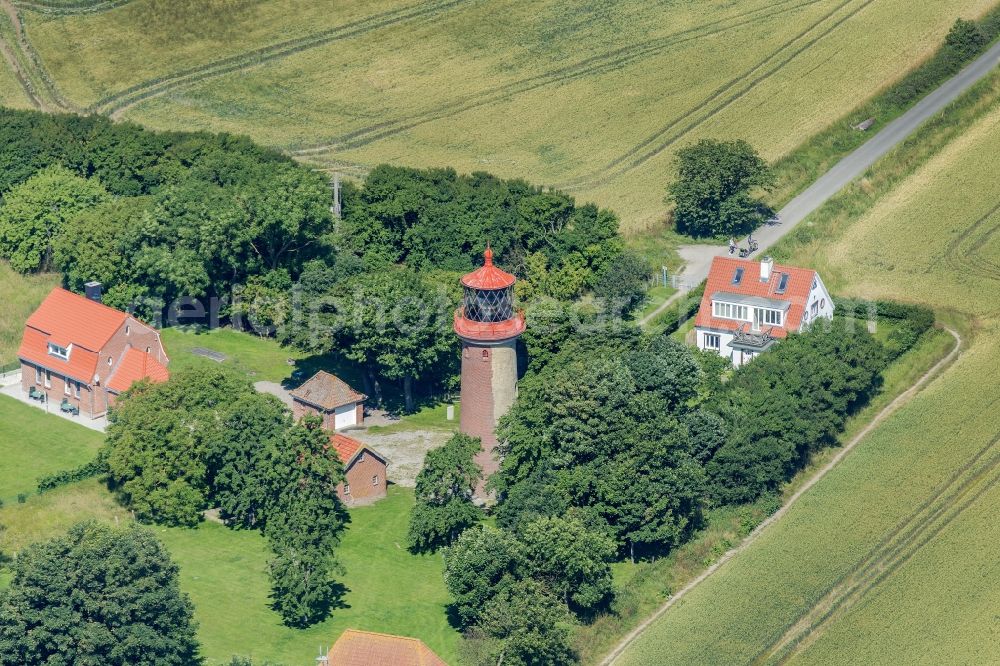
top-left (461, 247), bottom-right (515, 290)
top-left (289, 371), bottom-right (365, 410)
top-left (694, 257), bottom-right (817, 338)
top-left (18, 325), bottom-right (100, 384)
top-left (327, 629), bottom-right (448, 666)
top-left (18, 288), bottom-right (129, 383)
top-left (25, 288), bottom-right (127, 351)
top-left (106, 347), bottom-right (170, 393)
top-left (329, 433), bottom-right (363, 463)
top-left (328, 434), bottom-right (387, 468)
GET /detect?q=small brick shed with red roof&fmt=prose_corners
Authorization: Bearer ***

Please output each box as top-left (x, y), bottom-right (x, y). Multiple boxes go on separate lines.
top-left (694, 256), bottom-right (834, 367)
top-left (290, 370), bottom-right (366, 430)
top-left (18, 287), bottom-right (170, 418)
top-left (329, 433), bottom-right (388, 505)
top-left (325, 628), bottom-right (447, 666)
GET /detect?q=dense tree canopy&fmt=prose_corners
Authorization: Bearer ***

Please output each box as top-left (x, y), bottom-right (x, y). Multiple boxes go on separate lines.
top-left (103, 369), bottom-right (348, 627)
top-left (263, 417), bottom-right (348, 627)
top-left (0, 165), bottom-right (110, 273)
top-left (469, 579), bottom-right (576, 666)
top-left (0, 521), bottom-right (199, 666)
top-left (103, 367), bottom-right (259, 526)
top-left (444, 525), bottom-right (522, 628)
top-left (408, 433), bottom-right (483, 553)
top-left (494, 334), bottom-right (707, 559)
top-left (706, 322), bottom-right (888, 503)
top-left (667, 138), bottom-right (773, 238)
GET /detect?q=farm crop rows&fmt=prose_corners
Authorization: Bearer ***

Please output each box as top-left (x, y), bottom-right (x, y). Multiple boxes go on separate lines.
top-left (17, 0), bottom-right (994, 229)
top-left (615, 82), bottom-right (1000, 665)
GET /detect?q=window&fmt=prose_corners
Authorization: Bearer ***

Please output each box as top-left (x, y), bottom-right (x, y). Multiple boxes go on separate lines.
top-left (820, 298), bottom-right (826, 309)
top-left (811, 301), bottom-right (819, 316)
top-left (481, 349), bottom-right (489, 360)
top-left (47, 343), bottom-right (69, 360)
top-left (763, 309), bottom-right (781, 326)
top-left (125, 325), bottom-right (131, 336)
top-left (704, 334), bottom-right (721, 350)
top-left (357, 452), bottom-right (365, 463)
top-left (372, 475), bottom-right (380, 486)
top-left (776, 273), bottom-right (790, 294)
top-left (108, 357), bottom-right (113, 366)
top-left (712, 301), bottom-right (748, 321)
top-left (74, 382), bottom-right (80, 399)
top-left (732, 268), bottom-right (745, 285)
top-left (344, 483), bottom-right (351, 495)
top-left (44, 370), bottom-right (51, 389)
top-left (35, 366), bottom-right (41, 385)
top-left (64, 379), bottom-right (71, 396)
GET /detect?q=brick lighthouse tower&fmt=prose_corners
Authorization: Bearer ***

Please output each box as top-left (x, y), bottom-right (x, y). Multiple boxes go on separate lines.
top-left (454, 247), bottom-right (526, 479)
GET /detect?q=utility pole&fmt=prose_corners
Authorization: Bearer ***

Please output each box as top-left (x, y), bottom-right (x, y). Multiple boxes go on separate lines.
top-left (331, 173), bottom-right (342, 219)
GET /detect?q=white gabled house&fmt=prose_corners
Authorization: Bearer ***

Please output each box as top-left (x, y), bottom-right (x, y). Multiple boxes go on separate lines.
top-left (694, 256), bottom-right (834, 367)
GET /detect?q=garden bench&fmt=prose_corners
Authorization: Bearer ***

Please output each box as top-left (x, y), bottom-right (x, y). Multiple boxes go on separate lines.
top-left (60, 399), bottom-right (79, 416)
top-left (28, 387), bottom-right (45, 401)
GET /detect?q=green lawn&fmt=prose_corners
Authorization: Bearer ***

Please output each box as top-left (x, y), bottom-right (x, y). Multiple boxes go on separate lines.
top-left (0, 395), bottom-right (104, 503)
top-left (159, 327), bottom-right (309, 384)
top-left (0, 480), bottom-right (458, 665)
top-left (366, 401), bottom-right (460, 435)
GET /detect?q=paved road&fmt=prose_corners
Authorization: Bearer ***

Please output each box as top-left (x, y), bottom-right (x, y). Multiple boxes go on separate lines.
top-left (639, 38), bottom-right (1000, 327)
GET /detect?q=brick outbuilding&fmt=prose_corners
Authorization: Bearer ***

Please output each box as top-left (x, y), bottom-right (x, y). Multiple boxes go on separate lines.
top-left (290, 370), bottom-right (365, 430)
top-left (329, 433), bottom-right (388, 506)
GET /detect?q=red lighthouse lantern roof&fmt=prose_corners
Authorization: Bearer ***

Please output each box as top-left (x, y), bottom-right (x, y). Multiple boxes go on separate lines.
top-left (461, 246), bottom-right (516, 290)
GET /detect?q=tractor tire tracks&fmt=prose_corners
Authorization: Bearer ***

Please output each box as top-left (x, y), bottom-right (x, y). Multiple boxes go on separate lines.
top-left (752, 426), bottom-right (1000, 665)
top-left (290, 0), bottom-right (824, 156)
top-left (600, 326), bottom-right (963, 666)
top-left (91, 0), bottom-right (477, 117)
top-left (14, 0), bottom-right (133, 16)
top-left (0, 0), bottom-right (73, 110)
top-left (937, 201), bottom-right (1000, 281)
top-left (13, 0), bottom-right (133, 15)
top-left (559, 0), bottom-right (877, 192)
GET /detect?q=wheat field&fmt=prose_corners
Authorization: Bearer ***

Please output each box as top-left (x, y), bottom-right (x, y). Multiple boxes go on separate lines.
top-left (614, 71), bottom-right (1000, 666)
top-left (14, 0), bottom-right (994, 230)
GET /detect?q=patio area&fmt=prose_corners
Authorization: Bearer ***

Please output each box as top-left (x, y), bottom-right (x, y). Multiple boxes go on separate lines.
top-left (0, 374), bottom-right (107, 433)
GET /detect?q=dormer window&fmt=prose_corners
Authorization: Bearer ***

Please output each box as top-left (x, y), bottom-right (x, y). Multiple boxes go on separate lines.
top-left (47, 343), bottom-right (70, 360)
top-left (125, 325), bottom-right (131, 336)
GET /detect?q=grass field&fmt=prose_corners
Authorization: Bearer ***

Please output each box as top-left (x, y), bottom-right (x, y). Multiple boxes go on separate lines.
top-left (0, 465), bottom-right (460, 665)
top-left (0, 394), bottom-right (103, 502)
top-left (15, 0), bottom-right (994, 230)
top-left (0, 56), bottom-right (32, 109)
top-left (613, 62), bottom-right (1000, 666)
top-left (160, 327), bottom-right (310, 384)
top-left (0, 261), bottom-right (58, 362)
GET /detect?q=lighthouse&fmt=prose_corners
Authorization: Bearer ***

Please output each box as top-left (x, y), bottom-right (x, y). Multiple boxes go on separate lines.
top-left (453, 247), bottom-right (526, 480)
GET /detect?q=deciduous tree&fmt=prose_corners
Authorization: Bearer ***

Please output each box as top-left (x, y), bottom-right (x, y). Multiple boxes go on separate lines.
top-left (667, 139), bottom-right (773, 238)
top-left (0, 165), bottom-right (110, 272)
top-left (0, 521), bottom-right (199, 666)
top-left (443, 525), bottom-right (522, 629)
top-left (408, 433), bottom-right (483, 552)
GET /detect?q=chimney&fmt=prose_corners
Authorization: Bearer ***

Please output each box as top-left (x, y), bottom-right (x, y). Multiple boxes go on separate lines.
top-left (84, 281), bottom-right (103, 303)
top-left (760, 257), bottom-right (773, 283)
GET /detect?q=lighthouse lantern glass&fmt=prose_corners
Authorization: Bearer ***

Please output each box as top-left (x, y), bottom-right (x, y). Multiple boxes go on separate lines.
top-left (464, 286), bottom-right (514, 323)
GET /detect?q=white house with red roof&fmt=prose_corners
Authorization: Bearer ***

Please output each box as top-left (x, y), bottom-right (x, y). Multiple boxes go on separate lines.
top-left (694, 256), bottom-right (834, 367)
top-left (18, 284), bottom-right (169, 418)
